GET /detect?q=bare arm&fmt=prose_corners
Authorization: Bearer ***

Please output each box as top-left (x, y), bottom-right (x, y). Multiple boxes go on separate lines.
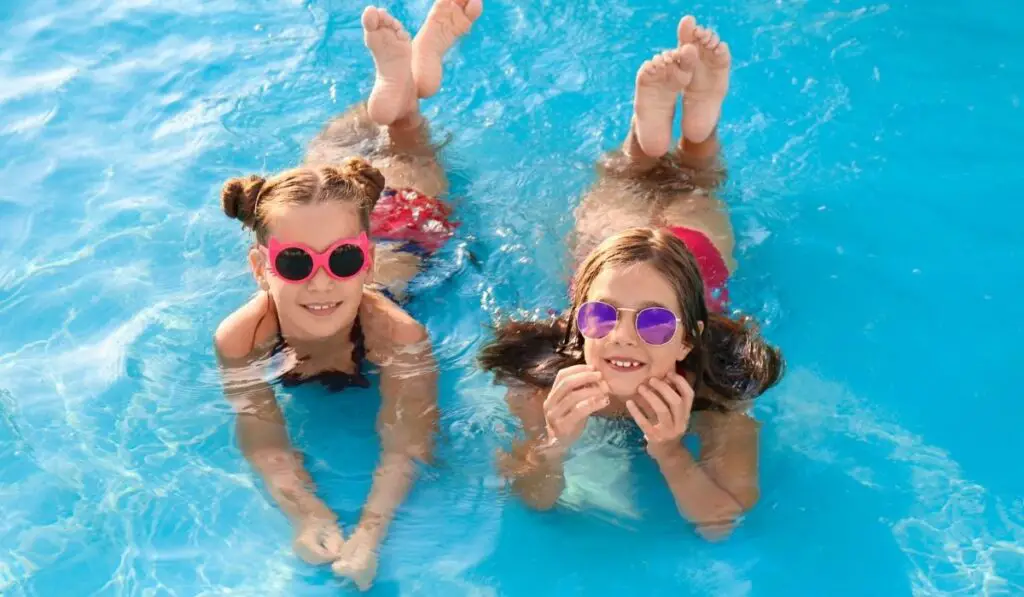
top-left (497, 385), bottom-right (568, 511)
top-left (218, 357), bottom-right (336, 524)
top-left (693, 409), bottom-right (760, 510)
top-left (628, 375), bottom-right (756, 540)
top-left (214, 298), bottom-right (343, 563)
top-left (650, 409), bottom-right (759, 540)
top-left (347, 322), bottom-right (439, 549)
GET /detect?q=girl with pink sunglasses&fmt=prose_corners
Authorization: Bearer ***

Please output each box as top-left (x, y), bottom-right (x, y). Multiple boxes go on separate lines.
top-left (480, 17), bottom-right (784, 539)
top-left (213, 1), bottom-right (481, 590)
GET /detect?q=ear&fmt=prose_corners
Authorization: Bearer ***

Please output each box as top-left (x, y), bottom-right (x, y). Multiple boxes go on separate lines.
top-left (675, 339), bottom-right (693, 363)
top-left (249, 247), bottom-right (268, 289)
top-left (675, 320), bottom-right (704, 362)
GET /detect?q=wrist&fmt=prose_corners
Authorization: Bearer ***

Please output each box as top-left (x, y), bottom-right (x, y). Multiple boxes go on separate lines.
top-left (647, 440), bottom-right (690, 466)
top-left (532, 438), bottom-right (568, 466)
top-left (351, 518), bottom-right (385, 547)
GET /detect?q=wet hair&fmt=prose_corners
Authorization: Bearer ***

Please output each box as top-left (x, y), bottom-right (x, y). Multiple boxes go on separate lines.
top-left (220, 157), bottom-right (386, 244)
top-left (479, 227), bottom-right (785, 412)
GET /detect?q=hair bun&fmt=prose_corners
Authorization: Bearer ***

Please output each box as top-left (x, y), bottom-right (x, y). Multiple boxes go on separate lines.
top-left (221, 175), bottom-right (266, 226)
top-left (337, 157), bottom-right (385, 204)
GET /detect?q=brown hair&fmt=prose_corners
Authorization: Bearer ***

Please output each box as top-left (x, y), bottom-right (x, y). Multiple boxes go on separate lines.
top-left (479, 227), bottom-right (784, 411)
top-left (220, 157), bottom-right (385, 243)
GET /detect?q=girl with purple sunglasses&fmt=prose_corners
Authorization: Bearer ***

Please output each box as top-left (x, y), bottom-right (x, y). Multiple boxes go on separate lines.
top-left (479, 16), bottom-right (784, 540)
top-left (213, 1), bottom-right (481, 589)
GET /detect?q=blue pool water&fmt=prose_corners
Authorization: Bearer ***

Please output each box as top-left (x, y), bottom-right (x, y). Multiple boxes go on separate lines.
top-left (2, 0), bottom-right (1022, 595)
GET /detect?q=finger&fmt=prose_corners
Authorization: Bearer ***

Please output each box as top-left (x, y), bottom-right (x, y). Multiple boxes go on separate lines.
top-left (552, 364), bottom-right (594, 385)
top-left (548, 385), bottom-right (607, 420)
top-left (648, 377), bottom-right (684, 428)
top-left (295, 530), bottom-right (333, 564)
top-left (559, 394), bottom-right (609, 429)
top-left (625, 400), bottom-right (656, 438)
top-left (637, 384), bottom-right (672, 428)
top-left (545, 370), bottom-right (602, 408)
top-left (668, 372), bottom-right (695, 406)
top-left (668, 373), bottom-right (696, 431)
top-left (323, 528), bottom-right (345, 558)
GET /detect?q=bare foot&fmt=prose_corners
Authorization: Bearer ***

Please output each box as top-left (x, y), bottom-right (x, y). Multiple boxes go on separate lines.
top-left (677, 15), bottom-right (731, 143)
top-left (363, 6), bottom-right (415, 126)
top-left (411, 0), bottom-right (483, 99)
top-left (633, 45), bottom-right (699, 158)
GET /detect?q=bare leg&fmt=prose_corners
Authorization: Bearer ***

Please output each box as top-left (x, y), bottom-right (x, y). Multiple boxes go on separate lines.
top-left (572, 46), bottom-right (700, 261)
top-left (632, 46), bottom-right (699, 159)
top-left (669, 15), bottom-right (732, 190)
top-left (676, 16), bottom-right (731, 147)
top-left (411, 0), bottom-right (483, 99)
top-left (304, 3), bottom-right (478, 300)
top-left (363, 7), bottom-right (415, 127)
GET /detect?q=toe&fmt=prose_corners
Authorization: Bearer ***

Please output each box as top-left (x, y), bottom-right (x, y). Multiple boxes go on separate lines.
top-left (677, 44), bottom-right (699, 67)
top-left (361, 6), bottom-right (379, 30)
top-left (677, 15), bottom-right (698, 45)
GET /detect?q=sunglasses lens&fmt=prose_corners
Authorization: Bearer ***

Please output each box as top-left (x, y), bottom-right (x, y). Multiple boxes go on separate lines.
top-left (329, 244), bottom-right (366, 278)
top-left (636, 307), bottom-right (678, 345)
top-left (274, 247), bottom-right (314, 281)
top-left (577, 301), bottom-right (618, 339)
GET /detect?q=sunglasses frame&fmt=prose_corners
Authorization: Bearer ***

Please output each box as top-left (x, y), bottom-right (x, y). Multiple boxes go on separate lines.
top-left (575, 300), bottom-right (683, 346)
top-left (264, 232), bottom-right (372, 284)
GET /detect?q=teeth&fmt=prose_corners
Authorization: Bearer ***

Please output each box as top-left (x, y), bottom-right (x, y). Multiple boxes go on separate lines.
top-left (305, 302), bottom-right (339, 312)
top-left (610, 359), bottom-right (641, 369)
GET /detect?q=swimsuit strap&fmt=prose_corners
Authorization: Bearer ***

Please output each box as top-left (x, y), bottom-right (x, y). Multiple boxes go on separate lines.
top-left (271, 310), bottom-right (370, 391)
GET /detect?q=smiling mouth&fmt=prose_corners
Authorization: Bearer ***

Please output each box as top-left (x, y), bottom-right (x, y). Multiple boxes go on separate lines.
top-left (605, 358), bottom-right (645, 372)
top-left (302, 301), bottom-right (341, 316)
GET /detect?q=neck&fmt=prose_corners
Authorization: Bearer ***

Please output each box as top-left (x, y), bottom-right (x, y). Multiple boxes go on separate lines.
top-left (278, 316), bottom-right (355, 355)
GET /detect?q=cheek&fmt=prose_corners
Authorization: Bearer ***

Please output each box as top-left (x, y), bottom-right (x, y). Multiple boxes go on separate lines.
top-left (266, 278), bottom-right (301, 306)
top-left (648, 345), bottom-right (680, 376)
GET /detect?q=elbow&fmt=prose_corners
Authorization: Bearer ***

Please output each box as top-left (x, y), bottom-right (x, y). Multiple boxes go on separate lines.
top-left (696, 521), bottom-right (736, 542)
top-left (519, 488), bottom-right (561, 512)
top-left (734, 486), bottom-right (760, 512)
top-left (692, 488), bottom-right (758, 542)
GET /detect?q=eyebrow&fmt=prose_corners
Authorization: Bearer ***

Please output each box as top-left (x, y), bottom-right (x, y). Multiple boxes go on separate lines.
top-left (590, 297), bottom-right (674, 311)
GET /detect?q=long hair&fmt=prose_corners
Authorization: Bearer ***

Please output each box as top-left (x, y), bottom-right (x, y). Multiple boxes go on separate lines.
top-left (479, 227), bottom-right (784, 411)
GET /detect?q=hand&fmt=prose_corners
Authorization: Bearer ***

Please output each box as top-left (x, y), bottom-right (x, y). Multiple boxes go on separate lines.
top-left (293, 517), bottom-right (345, 565)
top-left (626, 372), bottom-right (695, 460)
top-left (543, 365), bottom-right (610, 451)
top-left (332, 531), bottom-right (379, 592)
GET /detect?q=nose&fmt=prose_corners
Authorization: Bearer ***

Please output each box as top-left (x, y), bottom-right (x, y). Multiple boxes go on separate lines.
top-left (605, 311), bottom-right (638, 346)
top-left (305, 265), bottom-right (335, 293)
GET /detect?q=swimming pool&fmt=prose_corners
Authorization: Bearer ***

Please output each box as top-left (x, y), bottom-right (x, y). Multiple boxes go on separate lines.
top-left (2, 0), bottom-right (1022, 594)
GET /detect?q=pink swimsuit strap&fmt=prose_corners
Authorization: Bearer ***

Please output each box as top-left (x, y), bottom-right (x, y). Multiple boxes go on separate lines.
top-left (666, 226), bottom-right (730, 312)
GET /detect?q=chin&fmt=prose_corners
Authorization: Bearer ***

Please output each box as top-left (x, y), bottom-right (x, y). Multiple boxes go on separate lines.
top-left (287, 310), bottom-right (350, 339)
top-left (602, 370), bottom-right (646, 398)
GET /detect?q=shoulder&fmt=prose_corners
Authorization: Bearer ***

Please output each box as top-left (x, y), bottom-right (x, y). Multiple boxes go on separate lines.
top-left (214, 292), bottom-right (279, 362)
top-left (692, 409), bottom-right (760, 444)
top-left (359, 289), bottom-right (429, 359)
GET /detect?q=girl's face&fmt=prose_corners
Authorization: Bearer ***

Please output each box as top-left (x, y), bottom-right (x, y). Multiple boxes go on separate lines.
top-left (250, 202), bottom-right (372, 340)
top-left (581, 262), bottom-right (692, 399)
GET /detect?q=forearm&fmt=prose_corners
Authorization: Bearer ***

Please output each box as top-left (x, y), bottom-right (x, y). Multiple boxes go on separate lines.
top-left (651, 444), bottom-right (745, 538)
top-left (237, 419), bottom-right (334, 525)
top-left (500, 438), bottom-right (567, 511)
top-left (350, 451), bottom-right (419, 546)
